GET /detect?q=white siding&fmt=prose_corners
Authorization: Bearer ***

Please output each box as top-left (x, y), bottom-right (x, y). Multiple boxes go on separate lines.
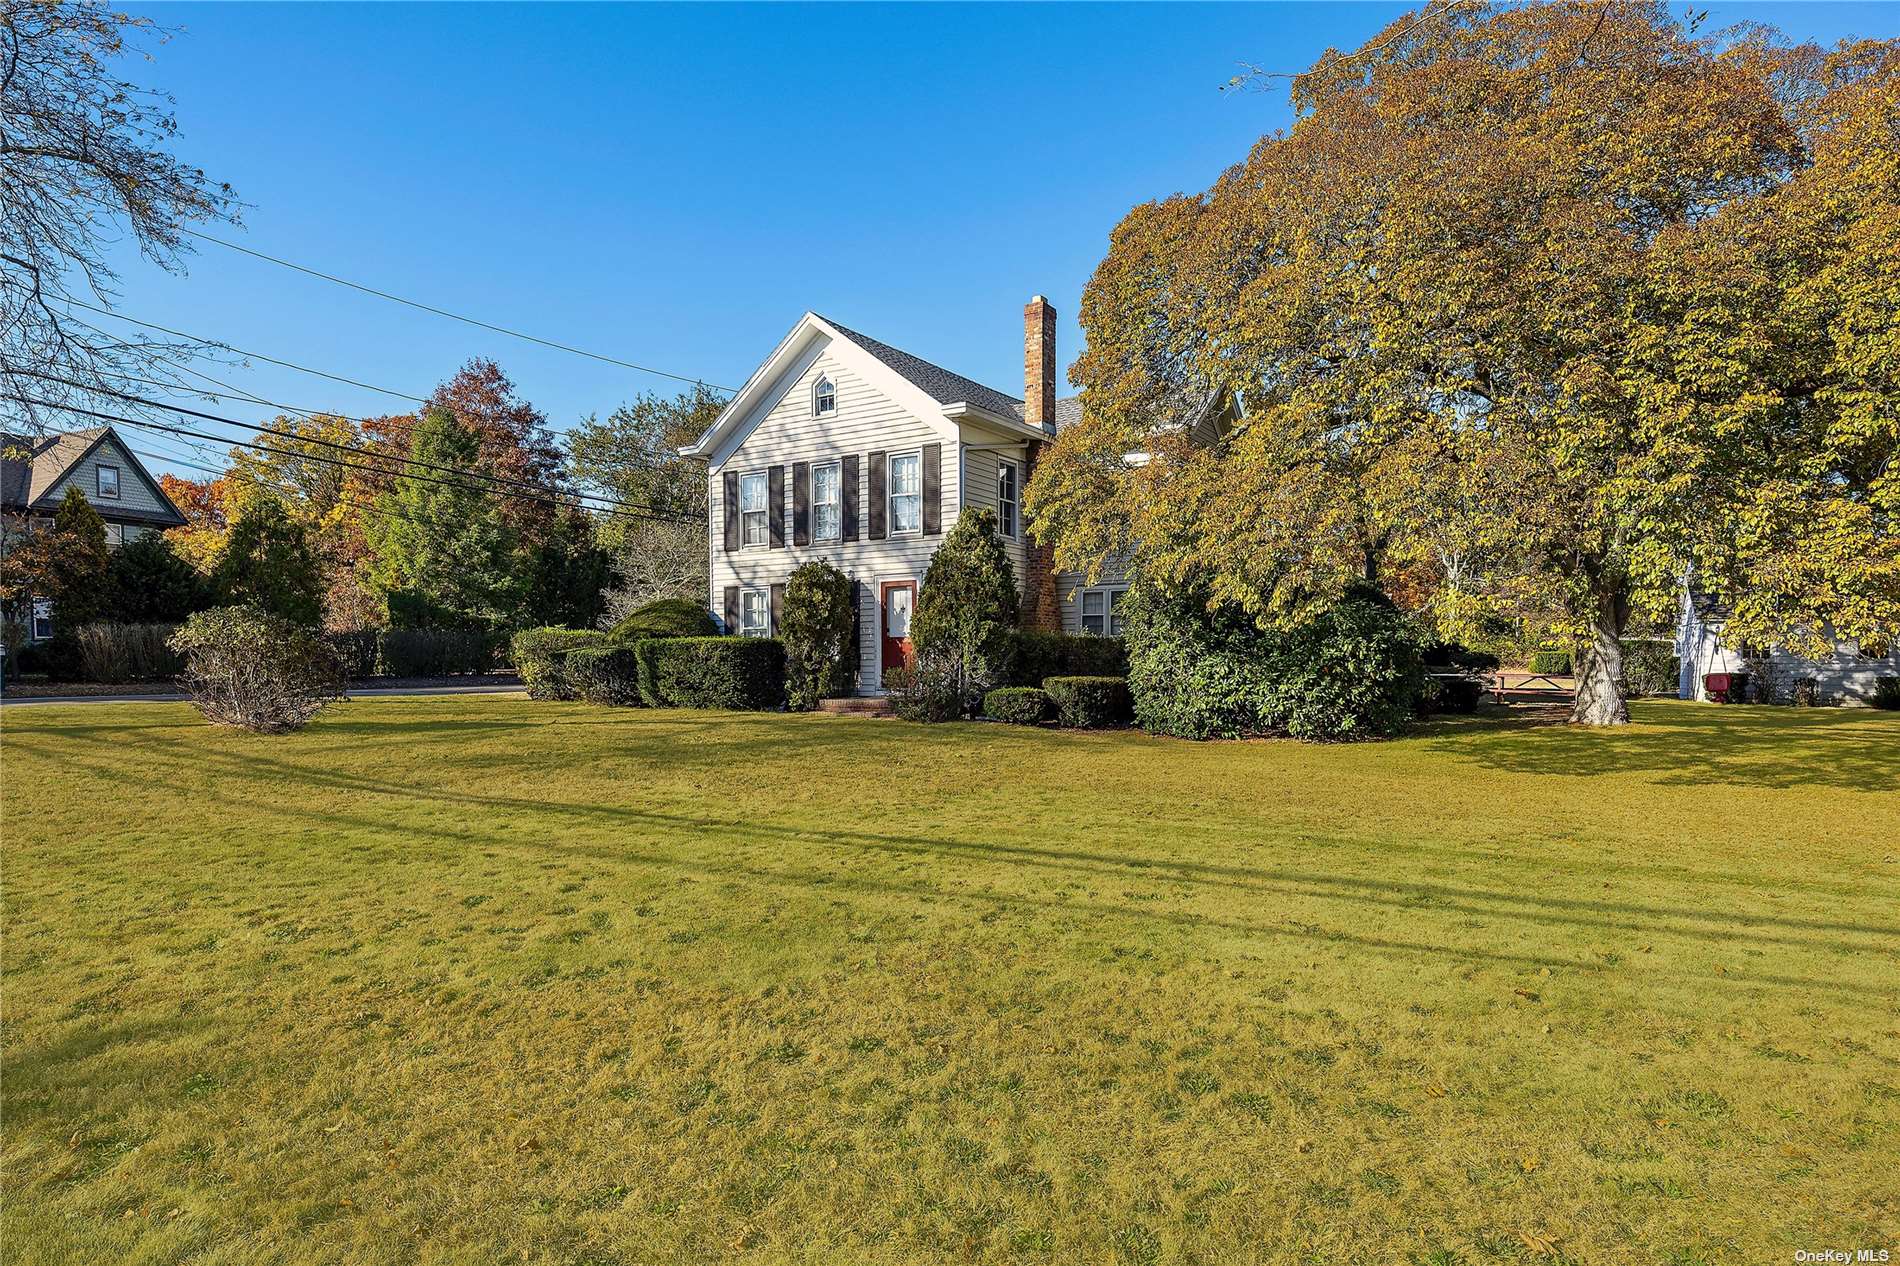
top-left (958, 443), bottom-right (1030, 585)
top-left (43, 435), bottom-right (171, 520)
top-left (1678, 598), bottom-right (1900, 705)
top-left (707, 341), bottom-right (969, 693)
top-left (1055, 552), bottom-right (1131, 636)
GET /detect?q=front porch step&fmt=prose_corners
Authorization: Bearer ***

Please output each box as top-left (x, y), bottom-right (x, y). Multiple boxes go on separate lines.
top-left (817, 696), bottom-right (897, 718)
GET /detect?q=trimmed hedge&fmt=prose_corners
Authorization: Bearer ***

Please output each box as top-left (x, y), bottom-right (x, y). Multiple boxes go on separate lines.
top-left (635, 636), bottom-right (785, 710)
top-left (1873, 676), bottom-right (1900, 710)
top-left (983, 686), bottom-right (1051, 726)
top-left (1528, 648), bottom-right (1573, 675)
top-left (331, 628), bottom-right (495, 679)
top-left (609, 597), bottom-right (719, 643)
top-left (1043, 675), bottom-right (1131, 729)
top-left (1420, 641), bottom-right (1500, 673)
top-left (567, 646), bottom-right (642, 705)
top-left (511, 627), bottom-right (610, 700)
top-left (1002, 630), bottom-right (1128, 687)
top-left (1619, 639), bottom-right (1679, 697)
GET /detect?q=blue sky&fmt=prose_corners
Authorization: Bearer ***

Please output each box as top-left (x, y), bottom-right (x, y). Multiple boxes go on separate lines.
top-left (101, 2), bottom-right (1900, 479)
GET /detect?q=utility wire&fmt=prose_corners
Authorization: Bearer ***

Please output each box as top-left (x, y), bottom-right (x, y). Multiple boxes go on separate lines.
top-left (19, 373), bottom-right (698, 522)
top-left (61, 299), bottom-right (431, 404)
top-left (9, 395), bottom-right (702, 528)
top-left (182, 227), bottom-right (738, 394)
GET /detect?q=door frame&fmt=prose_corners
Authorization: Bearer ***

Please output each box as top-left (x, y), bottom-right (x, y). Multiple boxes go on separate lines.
top-left (875, 576), bottom-right (919, 693)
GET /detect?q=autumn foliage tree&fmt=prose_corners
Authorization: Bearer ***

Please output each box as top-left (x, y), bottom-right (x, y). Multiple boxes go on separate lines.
top-left (1029, 2), bottom-right (1898, 725)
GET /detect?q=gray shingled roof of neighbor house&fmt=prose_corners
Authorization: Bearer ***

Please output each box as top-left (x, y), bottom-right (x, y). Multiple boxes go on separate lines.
top-left (1, 426), bottom-right (187, 526)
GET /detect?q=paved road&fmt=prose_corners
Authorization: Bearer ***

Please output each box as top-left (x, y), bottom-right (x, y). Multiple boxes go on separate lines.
top-left (0, 683), bottom-right (527, 707)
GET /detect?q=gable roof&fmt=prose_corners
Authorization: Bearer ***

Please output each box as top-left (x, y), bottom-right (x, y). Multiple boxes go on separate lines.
top-left (818, 317), bottom-right (1031, 422)
top-left (1, 425), bottom-right (188, 527)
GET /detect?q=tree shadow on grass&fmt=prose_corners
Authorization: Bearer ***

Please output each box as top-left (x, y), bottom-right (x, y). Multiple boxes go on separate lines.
top-left (1422, 701), bottom-right (1900, 792)
top-left (35, 733), bottom-right (1900, 1004)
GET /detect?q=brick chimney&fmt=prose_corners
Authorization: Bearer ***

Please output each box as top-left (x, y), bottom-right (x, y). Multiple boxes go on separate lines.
top-left (1024, 295), bottom-right (1056, 434)
top-left (1020, 295), bottom-right (1063, 631)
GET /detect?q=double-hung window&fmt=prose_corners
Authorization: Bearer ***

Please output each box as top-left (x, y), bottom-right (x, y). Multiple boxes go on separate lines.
top-left (739, 471), bottom-right (768, 547)
top-left (1081, 588), bottom-right (1128, 636)
top-left (997, 459), bottom-right (1019, 538)
top-left (96, 465), bottom-right (121, 499)
top-left (739, 588), bottom-right (769, 637)
top-left (889, 451), bottom-right (921, 535)
top-left (813, 460), bottom-right (841, 543)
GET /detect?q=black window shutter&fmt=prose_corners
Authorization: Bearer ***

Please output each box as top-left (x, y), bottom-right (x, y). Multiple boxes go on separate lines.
top-left (722, 471), bottom-right (739, 552)
top-left (723, 585), bottom-right (739, 633)
top-left (848, 579), bottom-right (861, 671)
top-left (841, 454), bottom-right (860, 542)
top-left (922, 443), bottom-right (942, 535)
top-left (768, 466), bottom-right (786, 549)
top-left (770, 583), bottom-right (785, 636)
top-left (867, 451), bottom-right (887, 540)
top-left (792, 461), bottom-right (811, 546)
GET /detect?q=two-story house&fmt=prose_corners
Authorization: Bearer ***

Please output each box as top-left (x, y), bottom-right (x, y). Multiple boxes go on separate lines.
top-left (2, 425), bottom-right (188, 640)
top-left (681, 297), bottom-right (1135, 695)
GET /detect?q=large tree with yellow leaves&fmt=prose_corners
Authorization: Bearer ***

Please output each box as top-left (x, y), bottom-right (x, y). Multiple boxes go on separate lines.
top-left (1029, 1), bottom-right (1898, 724)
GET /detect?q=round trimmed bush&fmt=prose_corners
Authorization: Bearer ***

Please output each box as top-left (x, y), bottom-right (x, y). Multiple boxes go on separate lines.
top-left (1043, 675), bottom-right (1131, 729)
top-left (983, 686), bottom-right (1051, 726)
top-left (609, 597), bottom-right (719, 643)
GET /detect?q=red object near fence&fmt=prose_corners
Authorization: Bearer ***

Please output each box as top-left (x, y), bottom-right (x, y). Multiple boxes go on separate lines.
top-left (1703, 672), bottom-right (1749, 703)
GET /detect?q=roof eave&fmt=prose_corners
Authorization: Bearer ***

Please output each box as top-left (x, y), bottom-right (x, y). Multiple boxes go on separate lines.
top-left (942, 400), bottom-right (1051, 441)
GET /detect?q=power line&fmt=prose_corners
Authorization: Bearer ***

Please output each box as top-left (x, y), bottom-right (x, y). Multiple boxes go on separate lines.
top-left (9, 395), bottom-right (703, 528)
top-left (61, 299), bottom-right (431, 404)
top-left (19, 372), bottom-right (698, 521)
top-left (182, 227), bottom-right (738, 394)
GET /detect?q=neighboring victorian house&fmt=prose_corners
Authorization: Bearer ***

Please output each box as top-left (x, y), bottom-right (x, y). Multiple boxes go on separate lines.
top-left (1, 425), bottom-right (188, 640)
top-left (681, 297), bottom-right (1170, 695)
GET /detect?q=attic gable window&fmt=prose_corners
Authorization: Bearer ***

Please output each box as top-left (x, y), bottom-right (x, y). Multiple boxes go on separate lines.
top-left (813, 376), bottom-right (837, 417)
top-left (96, 464), bottom-right (121, 499)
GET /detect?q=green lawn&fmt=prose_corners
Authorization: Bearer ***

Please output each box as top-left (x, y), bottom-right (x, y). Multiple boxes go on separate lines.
top-left (3, 699), bottom-right (1896, 1265)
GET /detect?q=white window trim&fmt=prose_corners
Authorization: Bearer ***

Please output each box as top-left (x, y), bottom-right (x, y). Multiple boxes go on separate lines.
top-left (96, 464), bottom-right (121, 499)
top-left (997, 458), bottom-right (1020, 539)
top-left (887, 448), bottom-right (923, 538)
top-left (738, 469), bottom-right (769, 549)
top-left (739, 587), bottom-right (770, 637)
top-left (812, 375), bottom-right (838, 417)
top-left (1080, 586), bottom-right (1129, 636)
top-left (812, 458), bottom-right (842, 544)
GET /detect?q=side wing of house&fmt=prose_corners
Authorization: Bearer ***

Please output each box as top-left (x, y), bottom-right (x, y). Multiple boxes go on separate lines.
top-left (1676, 589), bottom-right (1900, 704)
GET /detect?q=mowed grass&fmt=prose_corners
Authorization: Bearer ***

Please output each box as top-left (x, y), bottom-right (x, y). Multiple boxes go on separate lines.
top-left (2, 699), bottom-right (1896, 1266)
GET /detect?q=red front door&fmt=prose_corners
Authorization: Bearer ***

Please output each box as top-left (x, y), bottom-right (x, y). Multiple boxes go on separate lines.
top-left (880, 580), bottom-right (916, 677)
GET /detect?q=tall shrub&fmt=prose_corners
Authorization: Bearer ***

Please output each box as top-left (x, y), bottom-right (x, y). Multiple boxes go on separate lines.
top-left (910, 508), bottom-right (1018, 714)
top-left (1123, 582), bottom-right (1422, 741)
top-left (104, 533), bottom-right (208, 623)
top-left (169, 606), bottom-right (346, 733)
top-left (73, 622), bottom-right (184, 683)
top-left (212, 499), bottom-right (323, 624)
top-left (780, 560), bottom-right (856, 710)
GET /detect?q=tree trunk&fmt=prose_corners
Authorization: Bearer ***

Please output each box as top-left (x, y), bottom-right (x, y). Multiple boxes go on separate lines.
top-left (1570, 588), bottom-right (1630, 726)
